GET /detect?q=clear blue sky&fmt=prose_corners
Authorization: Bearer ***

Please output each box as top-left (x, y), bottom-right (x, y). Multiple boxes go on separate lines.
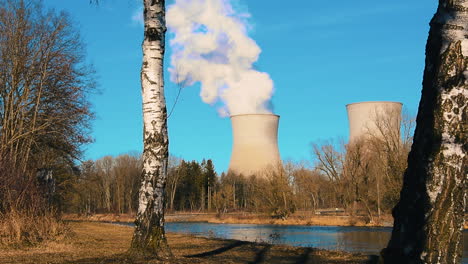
top-left (44, 0), bottom-right (437, 173)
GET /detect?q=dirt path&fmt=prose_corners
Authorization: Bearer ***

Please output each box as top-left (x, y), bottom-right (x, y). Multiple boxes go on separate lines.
top-left (0, 221), bottom-right (377, 264)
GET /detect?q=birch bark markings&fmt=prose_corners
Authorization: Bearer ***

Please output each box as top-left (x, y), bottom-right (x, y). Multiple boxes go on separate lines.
top-left (130, 0), bottom-right (172, 257)
top-left (382, 1), bottom-right (467, 263)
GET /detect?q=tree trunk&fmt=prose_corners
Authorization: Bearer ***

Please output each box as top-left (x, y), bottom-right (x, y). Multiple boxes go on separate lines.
top-left (382, 1), bottom-right (467, 263)
top-left (208, 185), bottom-right (211, 211)
top-left (170, 178), bottom-right (178, 211)
top-left (233, 184), bottom-right (236, 210)
top-left (201, 186), bottom-right (205, 211)
top-left (130, 0), bottom-right (172, 259)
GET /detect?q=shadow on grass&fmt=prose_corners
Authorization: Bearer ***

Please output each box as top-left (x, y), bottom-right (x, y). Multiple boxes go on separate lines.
top-left (366, 255), bottom-right (379, 264)
top-left (248, 244), bottom-right (271, 264)
top-left (185, 240), bottom-right (249, 258)
top-left (293, 248), bottom-right (377, 264)
top-left (65, 251), bottom-right (377, 264)
top-left (64, 253), bottom-right (132, 264)
top-left (294, 248), bottom-right (315, 264)
top-left (66, 253), bottom-right (176, 264)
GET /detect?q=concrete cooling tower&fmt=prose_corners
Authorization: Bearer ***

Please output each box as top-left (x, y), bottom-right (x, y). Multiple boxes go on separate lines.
top-left (346, 101), bottom-right (402, 142)
top-left (228, 114), bottom-right (281, 177)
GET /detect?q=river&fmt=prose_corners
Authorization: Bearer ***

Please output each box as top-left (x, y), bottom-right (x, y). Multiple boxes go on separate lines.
top-left (123, 222), bottom-right (468, 262)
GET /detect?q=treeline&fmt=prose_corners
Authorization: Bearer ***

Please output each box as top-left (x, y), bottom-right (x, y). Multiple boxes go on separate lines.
top-left (167, 158), bottom-right (216, 212)
top-left (68, 111), bottom-right (415, 223)
top-left (68, 154), bottom-right (141, 214)
top-left (68, 155), bottom-right (217, 215)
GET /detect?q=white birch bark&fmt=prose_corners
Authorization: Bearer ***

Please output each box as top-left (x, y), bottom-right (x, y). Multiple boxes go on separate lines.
top-left (130, 0), bottom-right (172, 258)
top-left (382, 1), bottom-right (467, 263)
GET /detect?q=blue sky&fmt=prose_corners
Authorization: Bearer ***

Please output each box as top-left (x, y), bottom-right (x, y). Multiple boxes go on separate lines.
top-left (44, 0), bottom-right (437, 173)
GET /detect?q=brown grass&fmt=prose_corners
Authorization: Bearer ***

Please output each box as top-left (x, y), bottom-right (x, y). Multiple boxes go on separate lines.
top-left (62, 213), bottom-right (135, 223)
top-left (64, 212), bottom-right (395, 228)
top-left (64, 212), bottom-right (468, 231)
top-left (0, 221), bottom-right (375, 264)
top-left (206, 214), bottom-right (372, 227)
top-left (0, 210), bottom-right (69, 247)
top-left (181, 212), bottom-right (382, 228)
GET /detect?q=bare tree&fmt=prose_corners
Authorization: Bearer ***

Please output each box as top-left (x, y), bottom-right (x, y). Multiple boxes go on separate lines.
top-left (0, 0), bottom-right (94, 173)
top-left (113, 154), bottom-right (142, 214)
top-left (289, 161), bottom-right (323, 212)
top-left (212, 182), bottom-right (235, 216)
top-left (312, 141), bottom-right (343, 182)
top-left (309, 109), bottom-right (414, 217)
top-left (366, 109), bottom-right (414, 215)
top-left (95, 156), bottom-right (113, 212)
top-left (256, 164), bottom-right (296, 219)
top-left (382, 1), bottom-right (467, 263)
top-left (0, 0), bottom-right (94, 245)
top-left (130, 0), bottom-right (172, 258)
top-left (343, 139), bottom-right (374, 221)
top-left (0, 0), bottom-right (94, 200)
top-left (166, 155), bottom-right (182, 211)
top-left (311, 141), bottom-right (346, 207)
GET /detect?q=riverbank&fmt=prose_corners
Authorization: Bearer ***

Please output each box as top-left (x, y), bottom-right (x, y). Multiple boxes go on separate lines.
top-left (63, 212), bottom-right (395, 227)
top-left (0, 221), bottom-right (375, 264)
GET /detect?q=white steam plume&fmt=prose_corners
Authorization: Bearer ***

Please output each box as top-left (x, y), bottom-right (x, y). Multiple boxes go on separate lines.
top-left (167, 0), bottom-right (274, 116)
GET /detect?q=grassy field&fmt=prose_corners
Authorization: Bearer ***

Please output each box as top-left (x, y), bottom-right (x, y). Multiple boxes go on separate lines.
top-left (0, 221), bottom-right (377, 264)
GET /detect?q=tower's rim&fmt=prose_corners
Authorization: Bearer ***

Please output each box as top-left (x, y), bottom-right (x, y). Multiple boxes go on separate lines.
top-left (230, 113), bottom-right (280, 118)
top-left (346, 101), bottom-right (403, 108)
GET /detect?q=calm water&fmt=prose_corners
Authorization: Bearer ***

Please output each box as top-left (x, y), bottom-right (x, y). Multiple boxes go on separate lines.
top-left (123, 222), bottom-right (467, 262)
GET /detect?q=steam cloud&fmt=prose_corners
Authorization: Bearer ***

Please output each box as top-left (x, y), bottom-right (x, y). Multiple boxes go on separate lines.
top-left (167, 0), bottom-right (274, 116)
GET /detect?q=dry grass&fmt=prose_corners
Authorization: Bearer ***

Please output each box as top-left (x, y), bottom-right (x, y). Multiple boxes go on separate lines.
top-left (0, 221), bottom-right (375, 264)
top-left (64, 212), bottom-right (468, 232)
top-left (207, 214), bottom-right (368, 227)
top-left (64, 212), bottom-right (395, 228)
top-left (63, 212), bottom-right (468, 229)
top-left (0, 210), bottom-right (69, 247)
top-left (62, 213), bottom-right (135, 223)
top-left (168, 212), bottom-right (394, 228)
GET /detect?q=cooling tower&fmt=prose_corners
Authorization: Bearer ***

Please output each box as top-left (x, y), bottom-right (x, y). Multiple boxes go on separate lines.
top-left (228, 114), bottom-right (281, 177)
top-left (346, 101), bottom-right (402, 142)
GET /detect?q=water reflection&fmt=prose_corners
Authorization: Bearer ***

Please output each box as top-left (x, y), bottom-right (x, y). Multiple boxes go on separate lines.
top-left (336, 228), bottom-right (390, 252)
top-left (165, 223), bottom-right (392, 253)
top-left (150, 222), bottom-right (466, 262)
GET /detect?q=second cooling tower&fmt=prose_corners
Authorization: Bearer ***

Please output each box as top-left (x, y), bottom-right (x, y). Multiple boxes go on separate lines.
top-left (228, 114), bottom-right (281, 176)
top-left (346, 101), bottom-right (402, 142)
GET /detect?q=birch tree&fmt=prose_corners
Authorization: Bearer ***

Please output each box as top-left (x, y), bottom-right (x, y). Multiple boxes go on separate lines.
top-left (382, 1), bottom-right (467, 263)
top-left (129, 0), bottom-right (172, 258)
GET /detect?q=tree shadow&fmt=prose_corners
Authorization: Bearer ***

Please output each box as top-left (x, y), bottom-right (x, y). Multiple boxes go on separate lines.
top-left (65, 253), bottom-right (134, 264)
top-left (248, 244), bottom-right (272, 264)
top-left (295, 248), bottom-right (314, 264)
top-left (67, 253), bottom-right (178, 264)
top-left (56, 248), bottom-right (378, 264)
top-left (366, 254), bottom-right (379, 264)
top-left (184, 240), bottom-right (249, 258)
